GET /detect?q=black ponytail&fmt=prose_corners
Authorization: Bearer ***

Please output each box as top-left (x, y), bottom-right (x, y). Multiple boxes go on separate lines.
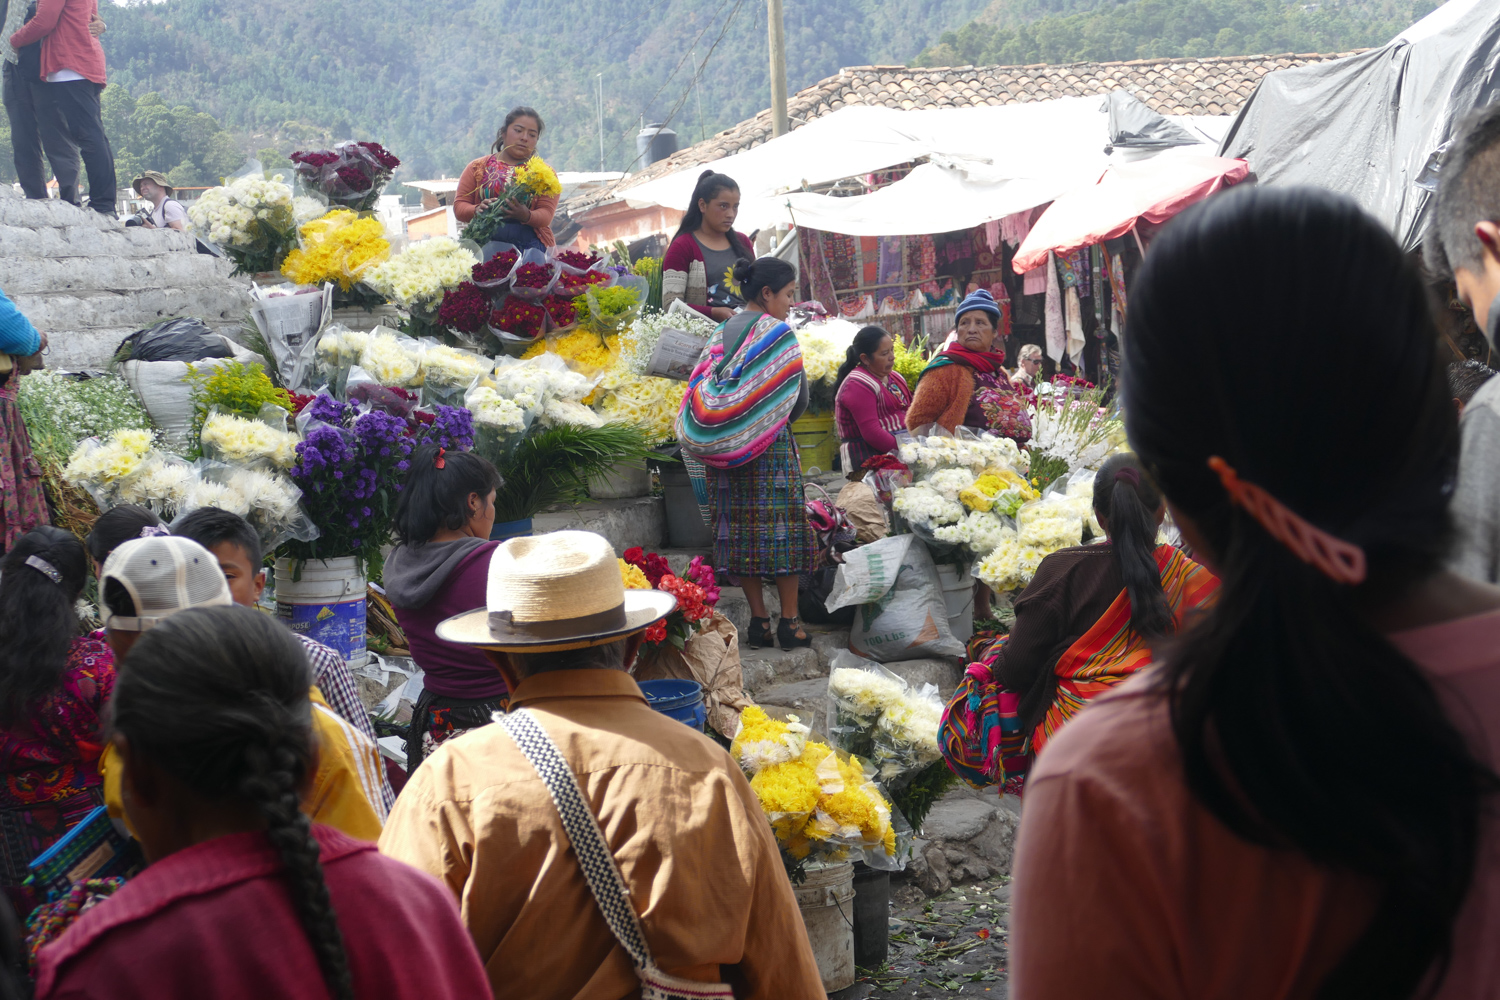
top-left (674, 170), bottom-right (751, 261)
top-left (1125, 185), bottom-right (1496, 999)
top-left (732, 256), bottom-right (797, 310)
top-left (1093, 454), bottom-right (1172, 638)
top-left (393, 444), bottom-right (502, 546)
top-left (113, 606), bottom-right (354, 1000)
top-left (86, 505), bottom-right (162, 564)
top-left (0, 527), bottom-right (87, 726)
top-left (833, 326), bottom-right (892, 396)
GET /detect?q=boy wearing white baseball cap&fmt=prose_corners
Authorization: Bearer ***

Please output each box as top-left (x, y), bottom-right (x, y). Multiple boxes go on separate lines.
top-left (99, 536), bottom-right (387, 840)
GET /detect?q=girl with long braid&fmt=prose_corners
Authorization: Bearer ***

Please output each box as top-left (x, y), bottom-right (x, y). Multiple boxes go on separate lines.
top-left (33, 606), bottom-right (489, 1000)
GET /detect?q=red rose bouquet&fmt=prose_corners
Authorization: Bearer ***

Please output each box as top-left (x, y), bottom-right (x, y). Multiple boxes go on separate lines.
top-left (290, 140), bottom-right (400, 212)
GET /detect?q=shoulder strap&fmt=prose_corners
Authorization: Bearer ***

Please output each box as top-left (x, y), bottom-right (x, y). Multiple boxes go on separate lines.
top-left (494, 709), bottom-right (657, 972)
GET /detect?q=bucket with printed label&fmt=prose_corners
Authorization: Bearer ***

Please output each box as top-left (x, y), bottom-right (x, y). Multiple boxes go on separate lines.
top-left (274, 556), bottom-right (367, 669)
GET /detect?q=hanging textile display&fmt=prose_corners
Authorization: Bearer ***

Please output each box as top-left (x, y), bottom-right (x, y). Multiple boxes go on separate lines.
top-left (1045, 251), bottom-right (1065, 364)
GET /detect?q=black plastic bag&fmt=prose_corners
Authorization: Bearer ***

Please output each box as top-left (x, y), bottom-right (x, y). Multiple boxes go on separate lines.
top-left (114, 318), bottom-right (231, 364)
top-left (800, 566), bottom-right (856, 626)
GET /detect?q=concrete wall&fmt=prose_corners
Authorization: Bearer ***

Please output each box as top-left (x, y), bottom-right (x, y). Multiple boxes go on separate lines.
top-left (0, 187), bottom-right (254, 368)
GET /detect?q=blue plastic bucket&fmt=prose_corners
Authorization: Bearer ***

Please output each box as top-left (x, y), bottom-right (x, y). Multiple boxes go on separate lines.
top-left (491, 517), bottom-right (533, 542)
top-left (637, 679), bottom-right (708, 732)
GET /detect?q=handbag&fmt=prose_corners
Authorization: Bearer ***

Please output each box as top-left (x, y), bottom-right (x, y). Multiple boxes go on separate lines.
top-left (495, 709), bottom-right (735, 1000)
top-left (677, 311), bottom-right (804, 470)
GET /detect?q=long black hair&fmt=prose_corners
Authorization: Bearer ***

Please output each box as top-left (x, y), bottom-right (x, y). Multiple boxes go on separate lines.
top-left (833, 326), bottom-right (893, 396)
top-left (112, 606), bottom-right (353, 1000)
top-left (731, 256), bottom-right (797, 311)
top-left (492, 106), bottom-right (544, 153)
top-left (1124, 185), bottom-right (1494, 999)
top-left (0, 527), bottom-right (87, 726)
top-left (393, 444), bottom-right (502, 546)
top-left (673, 170), bottom-right (752, 259)
top-left (85, 505), bottom-right (162, 565)
top-left (1092, 454), bottom-right (1171, 638)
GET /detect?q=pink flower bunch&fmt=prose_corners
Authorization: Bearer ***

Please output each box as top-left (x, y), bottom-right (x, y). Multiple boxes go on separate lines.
top-left (685, 555), bottom-right (720, 607)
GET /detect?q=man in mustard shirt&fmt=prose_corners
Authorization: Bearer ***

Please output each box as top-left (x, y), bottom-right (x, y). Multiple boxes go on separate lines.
top-left (379, 531), bottom-right (824, 999)
top-left (97, 536), bottom-right (386, 841)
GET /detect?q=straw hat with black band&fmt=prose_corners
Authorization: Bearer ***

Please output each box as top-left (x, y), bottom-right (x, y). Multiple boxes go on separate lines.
top-left (437, 531), bottom-right (675, 652)
top-left (131, 170), bottom-right (174, 197)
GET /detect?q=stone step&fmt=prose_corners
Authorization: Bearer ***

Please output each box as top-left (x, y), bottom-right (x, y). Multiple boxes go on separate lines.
top-left (2, 252), bottom-right (236, 295)
top-left (14, 285), bottom-right (254, 341)
top-left (0, 221), bottom-right (200, 259)
top-left (533, 495), bottom-right (665, 556)
top-left (0, 193), bottom-right (120, 230)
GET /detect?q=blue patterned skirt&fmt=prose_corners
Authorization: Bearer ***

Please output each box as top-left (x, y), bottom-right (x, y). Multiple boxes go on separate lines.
top-left (712, 425), bottom-right (817, 578)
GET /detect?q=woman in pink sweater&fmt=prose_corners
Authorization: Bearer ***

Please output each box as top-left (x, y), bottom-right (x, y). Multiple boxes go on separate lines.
top-left (833, 325), bottom-right (911, 474)
top-left (453, 106), bottom-right (556, 253)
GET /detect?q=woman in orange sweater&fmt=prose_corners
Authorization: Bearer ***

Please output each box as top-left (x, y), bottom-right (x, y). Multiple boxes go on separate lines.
top-left (905, 289), bottom-right (1031, 444)
top-left (453, 107), bottom-right (557, 254)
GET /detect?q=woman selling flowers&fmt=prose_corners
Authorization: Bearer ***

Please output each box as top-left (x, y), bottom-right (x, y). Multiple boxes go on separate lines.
top-left (662, 170), bottom-right (756, 320)
top-left (833, 324), bottom-right (911, 474)
top-left (678, 257), bottom-right (817, 651)
top-left (953, 455), bottom-right (1218, 796)
top-left (454, 106), bottom-right (558, 253)
top-left (906, 289), bottom-right (1032, 445)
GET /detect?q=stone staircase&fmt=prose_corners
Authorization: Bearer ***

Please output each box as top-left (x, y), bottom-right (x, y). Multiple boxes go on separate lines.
top-left (0, 188), bottom-right (253, 368)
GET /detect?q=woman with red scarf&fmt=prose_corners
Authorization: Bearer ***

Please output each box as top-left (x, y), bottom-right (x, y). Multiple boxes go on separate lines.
top-left (906, 290), bottom-right (1031, 444)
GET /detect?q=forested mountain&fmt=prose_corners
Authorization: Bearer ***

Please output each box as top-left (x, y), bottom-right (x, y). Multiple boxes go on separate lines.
top-left (90, 0), bottom-right (991, 183)
top-left (915, 0), bottom-right (1436, 66)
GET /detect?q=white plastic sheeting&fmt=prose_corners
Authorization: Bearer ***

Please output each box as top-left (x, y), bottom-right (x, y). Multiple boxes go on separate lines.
top-left (618, 98), bottom-right (1231, 236)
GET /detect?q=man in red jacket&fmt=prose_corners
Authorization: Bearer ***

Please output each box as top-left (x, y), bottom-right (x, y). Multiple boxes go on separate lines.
top-left (6, 0), bottom-right (114, 216)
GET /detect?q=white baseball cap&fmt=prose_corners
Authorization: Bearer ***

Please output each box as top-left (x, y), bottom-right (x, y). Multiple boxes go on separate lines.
top-left (100, 536), bottom-right (233, 632)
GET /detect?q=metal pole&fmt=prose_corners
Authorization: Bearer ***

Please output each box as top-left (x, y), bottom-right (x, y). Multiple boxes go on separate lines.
top-left (767, 0), bottom-right (789, 137)
top-left (597, 73), bottom-right (605, 172)
top-left (694, 47), bottom-right (707, 142)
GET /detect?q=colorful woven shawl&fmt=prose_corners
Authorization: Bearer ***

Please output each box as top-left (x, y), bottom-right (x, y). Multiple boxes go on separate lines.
top-left (676, 311), bottom-right (805, 469)
top-left (1032, 545), bottom-right (1218, 752)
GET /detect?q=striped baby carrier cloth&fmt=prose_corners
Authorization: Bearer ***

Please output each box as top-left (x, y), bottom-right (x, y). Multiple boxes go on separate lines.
top-left (676, 311), bottom-right (804, 470)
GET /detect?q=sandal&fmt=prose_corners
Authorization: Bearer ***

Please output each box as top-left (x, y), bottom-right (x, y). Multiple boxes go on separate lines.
top-left (747, 617), bottom-right (772, 649)
top-left (777, 615), bottom-right (812, 649)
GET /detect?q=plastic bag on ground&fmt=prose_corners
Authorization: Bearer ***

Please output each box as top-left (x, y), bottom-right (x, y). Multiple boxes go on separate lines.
top-left (827, 535), bottom-right (965, 663)
top-left (114, 318), bottom-right (231, 364)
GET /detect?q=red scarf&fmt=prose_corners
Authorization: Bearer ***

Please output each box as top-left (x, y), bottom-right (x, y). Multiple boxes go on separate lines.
top-left (928, 342), bottom-right (1007, 376)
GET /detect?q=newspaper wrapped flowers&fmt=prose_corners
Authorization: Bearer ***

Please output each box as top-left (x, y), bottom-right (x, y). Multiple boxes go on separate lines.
top-left (732, 707), bottom-right (899, 874)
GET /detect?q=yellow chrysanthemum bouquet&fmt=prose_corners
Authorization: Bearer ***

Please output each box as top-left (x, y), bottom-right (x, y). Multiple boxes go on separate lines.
top-left (731, 706), bottom-right (901, 880)
top-left (282, 209), bottom-right (391, 309)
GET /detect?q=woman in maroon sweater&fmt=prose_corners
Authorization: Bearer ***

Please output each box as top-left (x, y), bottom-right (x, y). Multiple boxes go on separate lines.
top-left (35, 605), bottom-right (489, 1000)
top-left (662, 170), bottom-right (755, 320)
top-left (382, 445), bottom-right (505, 772)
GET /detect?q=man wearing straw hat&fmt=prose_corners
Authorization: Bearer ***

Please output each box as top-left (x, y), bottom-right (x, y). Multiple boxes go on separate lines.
top-left (379, 530), bottom-right (823, 999)
top-left (131, 170), bottom-right (186, 231)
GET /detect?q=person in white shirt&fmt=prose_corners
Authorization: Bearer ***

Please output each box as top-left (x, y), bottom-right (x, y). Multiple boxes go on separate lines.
top-left (132, 170), bottom-right (186, 231)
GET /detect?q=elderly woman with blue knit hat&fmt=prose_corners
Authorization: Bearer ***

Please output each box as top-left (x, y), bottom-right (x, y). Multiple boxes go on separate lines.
top-left (906, 289), bottom-right (1032, 444)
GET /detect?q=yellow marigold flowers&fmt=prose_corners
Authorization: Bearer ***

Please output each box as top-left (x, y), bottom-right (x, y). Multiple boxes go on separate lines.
top-left (619, 559), bottom-right (650, 590)
top-left (281, 210), bottom-right (390, 291)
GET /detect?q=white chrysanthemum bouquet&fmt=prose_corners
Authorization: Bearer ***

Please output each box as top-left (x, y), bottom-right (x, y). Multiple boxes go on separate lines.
top-left (188, 173), bottom-right (306, 274)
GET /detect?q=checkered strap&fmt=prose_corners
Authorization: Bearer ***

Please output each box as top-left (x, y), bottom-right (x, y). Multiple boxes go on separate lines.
top-left (495, 709), bottom-right (655, 971)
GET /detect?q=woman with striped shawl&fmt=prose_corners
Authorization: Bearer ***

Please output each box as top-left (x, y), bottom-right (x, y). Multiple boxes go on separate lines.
top-left (948, 454), bottom-right (1217, 794)
top-left (679, 257), bottom-right (817, 651)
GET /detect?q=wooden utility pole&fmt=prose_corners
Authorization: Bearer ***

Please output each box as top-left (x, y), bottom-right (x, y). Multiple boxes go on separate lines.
top-left (767, 0), bottom-right (789, 137)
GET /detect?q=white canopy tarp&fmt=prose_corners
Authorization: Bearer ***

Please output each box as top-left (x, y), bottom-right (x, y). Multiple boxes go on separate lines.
top-left (618, 98), bottom-right (1230, 236)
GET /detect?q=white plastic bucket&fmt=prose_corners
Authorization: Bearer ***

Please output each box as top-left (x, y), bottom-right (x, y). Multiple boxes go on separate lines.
top-left (274, 557), bottom-right (368, 668)
top-left (937, 563), bottom-right (974, 642)
top-left (794, 861), bottom-right (855, 992)
top-left (588, 459), bottom-right (651, 499)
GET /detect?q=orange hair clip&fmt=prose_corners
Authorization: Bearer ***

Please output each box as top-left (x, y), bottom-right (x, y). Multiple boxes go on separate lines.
top-left (435, 447), bottom-right (446, 470)
top-left (1207, 456), bottom-right (1367, 586)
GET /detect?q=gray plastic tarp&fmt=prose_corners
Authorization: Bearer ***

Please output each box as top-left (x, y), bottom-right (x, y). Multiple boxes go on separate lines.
top-left (1218, 0), bottom-right (1500, 249)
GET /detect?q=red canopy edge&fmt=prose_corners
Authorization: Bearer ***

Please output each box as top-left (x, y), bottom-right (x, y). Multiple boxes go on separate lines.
top-left (1012, 156), bottom-right (1250, 274)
